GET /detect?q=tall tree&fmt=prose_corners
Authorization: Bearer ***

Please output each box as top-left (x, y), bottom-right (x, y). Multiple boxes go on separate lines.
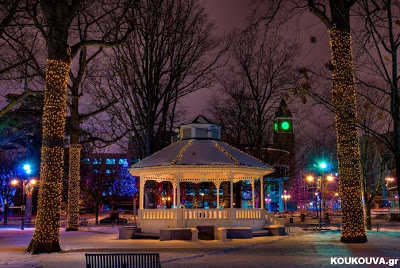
top-left (356, 84), bottom-right (393, 230)
top-left (65, 6), bottom-right (127, 230)
top-left (22, 0), bottom-right (133, 253)
top-left (92, 0), bottom-right (224, 159)
top-left (354, 0), bottom-right (400, 198)
top-left (211, 25), bottom-right (300, 161)
top-left (305, 0), bottom-right (367, 243)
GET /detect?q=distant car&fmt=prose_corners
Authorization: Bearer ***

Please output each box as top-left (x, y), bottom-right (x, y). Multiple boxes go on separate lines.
top-left (99, 217), bottom-right (127, 224)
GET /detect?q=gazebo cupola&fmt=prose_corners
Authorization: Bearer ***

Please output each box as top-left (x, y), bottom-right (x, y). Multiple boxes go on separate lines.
top-left (180, 115), bottom-right (221, 140)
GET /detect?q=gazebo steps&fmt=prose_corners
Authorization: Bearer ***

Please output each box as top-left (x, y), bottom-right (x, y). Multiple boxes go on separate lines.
top-left (252, 230), bottom-right (270, 237)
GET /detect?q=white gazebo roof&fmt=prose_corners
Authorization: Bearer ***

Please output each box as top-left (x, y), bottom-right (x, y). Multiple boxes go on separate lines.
top-left (129, 115), bottom-right (274, 181)
top-left (130, 139), bottom-right (273, 177)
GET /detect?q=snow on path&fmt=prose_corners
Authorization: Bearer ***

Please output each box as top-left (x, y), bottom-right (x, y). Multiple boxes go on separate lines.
top-left (0, 228), bottom-right (399, 267)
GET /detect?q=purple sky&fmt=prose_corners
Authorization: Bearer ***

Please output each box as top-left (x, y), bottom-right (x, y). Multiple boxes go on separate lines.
top-left (183, 0), bottom-right (331, 119)
top-left (181, 0), bottom-right (251, 118)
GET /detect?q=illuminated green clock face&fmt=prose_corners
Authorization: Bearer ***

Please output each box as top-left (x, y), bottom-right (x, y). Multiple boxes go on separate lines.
top-left (275, 119), bottom-right (293, 132)
top-left (281, 121), bottom-right (290, 130)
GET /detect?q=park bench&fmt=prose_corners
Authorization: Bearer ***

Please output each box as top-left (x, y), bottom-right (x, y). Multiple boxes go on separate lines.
top-left (85, 253), bottom-right (161, 268)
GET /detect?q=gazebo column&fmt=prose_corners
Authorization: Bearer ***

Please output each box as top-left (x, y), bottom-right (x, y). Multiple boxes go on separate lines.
top-left (215, 181), bottom-right (221, 209)
top-left (260, 176), bottom-right (264, 209)
top-left (176, 177), bottom-right (181, 208)
top-left (173, 182), bottom-right (177, 208)
top-left (230, 177), bottom-right (234, 208)
top-left (251, 179), bottom-right (255, 209)
top-left (139, 178), bottom-right (146, 209)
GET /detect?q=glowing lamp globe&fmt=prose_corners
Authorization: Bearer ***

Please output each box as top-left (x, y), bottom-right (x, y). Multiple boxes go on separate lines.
top-left (23, 164), bottom-right (32, 175)
top-left (319, 162), bottom-right (327, 169)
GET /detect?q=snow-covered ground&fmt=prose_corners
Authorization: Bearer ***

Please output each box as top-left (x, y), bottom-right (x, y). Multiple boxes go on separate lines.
top-left (0, 227), bottom-right (399, 267)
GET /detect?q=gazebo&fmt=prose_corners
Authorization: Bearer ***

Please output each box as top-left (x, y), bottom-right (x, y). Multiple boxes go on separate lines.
top-left (129, 116), bottom-right (283, 234)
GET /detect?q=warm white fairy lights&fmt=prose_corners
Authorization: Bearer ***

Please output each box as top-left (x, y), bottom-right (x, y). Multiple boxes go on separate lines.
top-left (27, 59), bottom-right (70, 253)
top-left (171, 140), bottom-right (193, 165)
top-left (329, 28), bottom-right (367, 243)
top-left (66, 144), bottom-right (82, 231)
top-left (213, 140), bottom-right (240, 165)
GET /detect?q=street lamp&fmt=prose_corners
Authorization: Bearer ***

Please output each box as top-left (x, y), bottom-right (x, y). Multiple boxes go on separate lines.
top-left (385, 177), bottom-right (397, 212)
top-left (319, 162), bottom-right (327, 170)
top-left (306, 175), bottom-right (316, 211)
top-left (10, 178), bottom-right (37, 230)
top-left (316, 175), bottom-right (335, 222)
top-left (23, 164), bottom-right (32, 175)
top-left (307, 175), bottom-right (314, 182)
top-left (281, 190), bottom-right (291, 211)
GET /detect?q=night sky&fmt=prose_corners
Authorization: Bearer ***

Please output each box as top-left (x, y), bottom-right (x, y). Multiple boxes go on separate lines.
top-left (184, 0), bottom-right (331, 120)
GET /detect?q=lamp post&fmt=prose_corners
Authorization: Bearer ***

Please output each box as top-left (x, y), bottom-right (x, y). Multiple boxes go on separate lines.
top-left (385, 177), bottom-right (397, 212)
top-left (314, 192), bottom-right (319, 219)
top-left (200, 192), bottom-right (205, 208)
top-left (306, 175), bottom-right (316, 212)
top-left (11, 178), bottom-right (37, 230)
top-left (317, 162), bottom-right (328, 222)
top-left (281, 190), bottom-right (291, 211)
top-left (317, 190), bottom-right (322, 222)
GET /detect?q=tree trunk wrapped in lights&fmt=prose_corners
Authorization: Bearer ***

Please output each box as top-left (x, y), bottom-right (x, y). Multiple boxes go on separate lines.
top-left (23, 0), bottom-right (133, 253)
top-left (26, 59), bottom-right (70, 253)
top-left (66, 144), bottom-right (82, 231)
top-left (329, 28), bottom-right (367, 243)
top-left (304, 0), bottom-right (367, 243)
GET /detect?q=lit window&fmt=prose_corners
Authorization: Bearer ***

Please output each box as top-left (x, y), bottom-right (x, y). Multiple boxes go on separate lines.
top-left (106, 158), bottom-right (116, 165)
top-left (93, 159), bottom-right (102, 165)
top-left (83, 158), bottom-right (90, 164)
top-left (118, 159), bottom-right (128, 165)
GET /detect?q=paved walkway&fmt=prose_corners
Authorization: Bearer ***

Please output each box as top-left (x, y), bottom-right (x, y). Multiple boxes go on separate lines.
top-left (0, 227), bottom-right (399, 267)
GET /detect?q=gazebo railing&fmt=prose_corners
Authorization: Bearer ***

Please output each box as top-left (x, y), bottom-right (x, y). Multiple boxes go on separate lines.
top-left (184, 209), bottom-right (228, 220)
top-left (235, 209), bottom-right (262, 219)
top-left (140, 209), bottom-right (176, 220)
top-left (139, 208), bottom-right (267, 221)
